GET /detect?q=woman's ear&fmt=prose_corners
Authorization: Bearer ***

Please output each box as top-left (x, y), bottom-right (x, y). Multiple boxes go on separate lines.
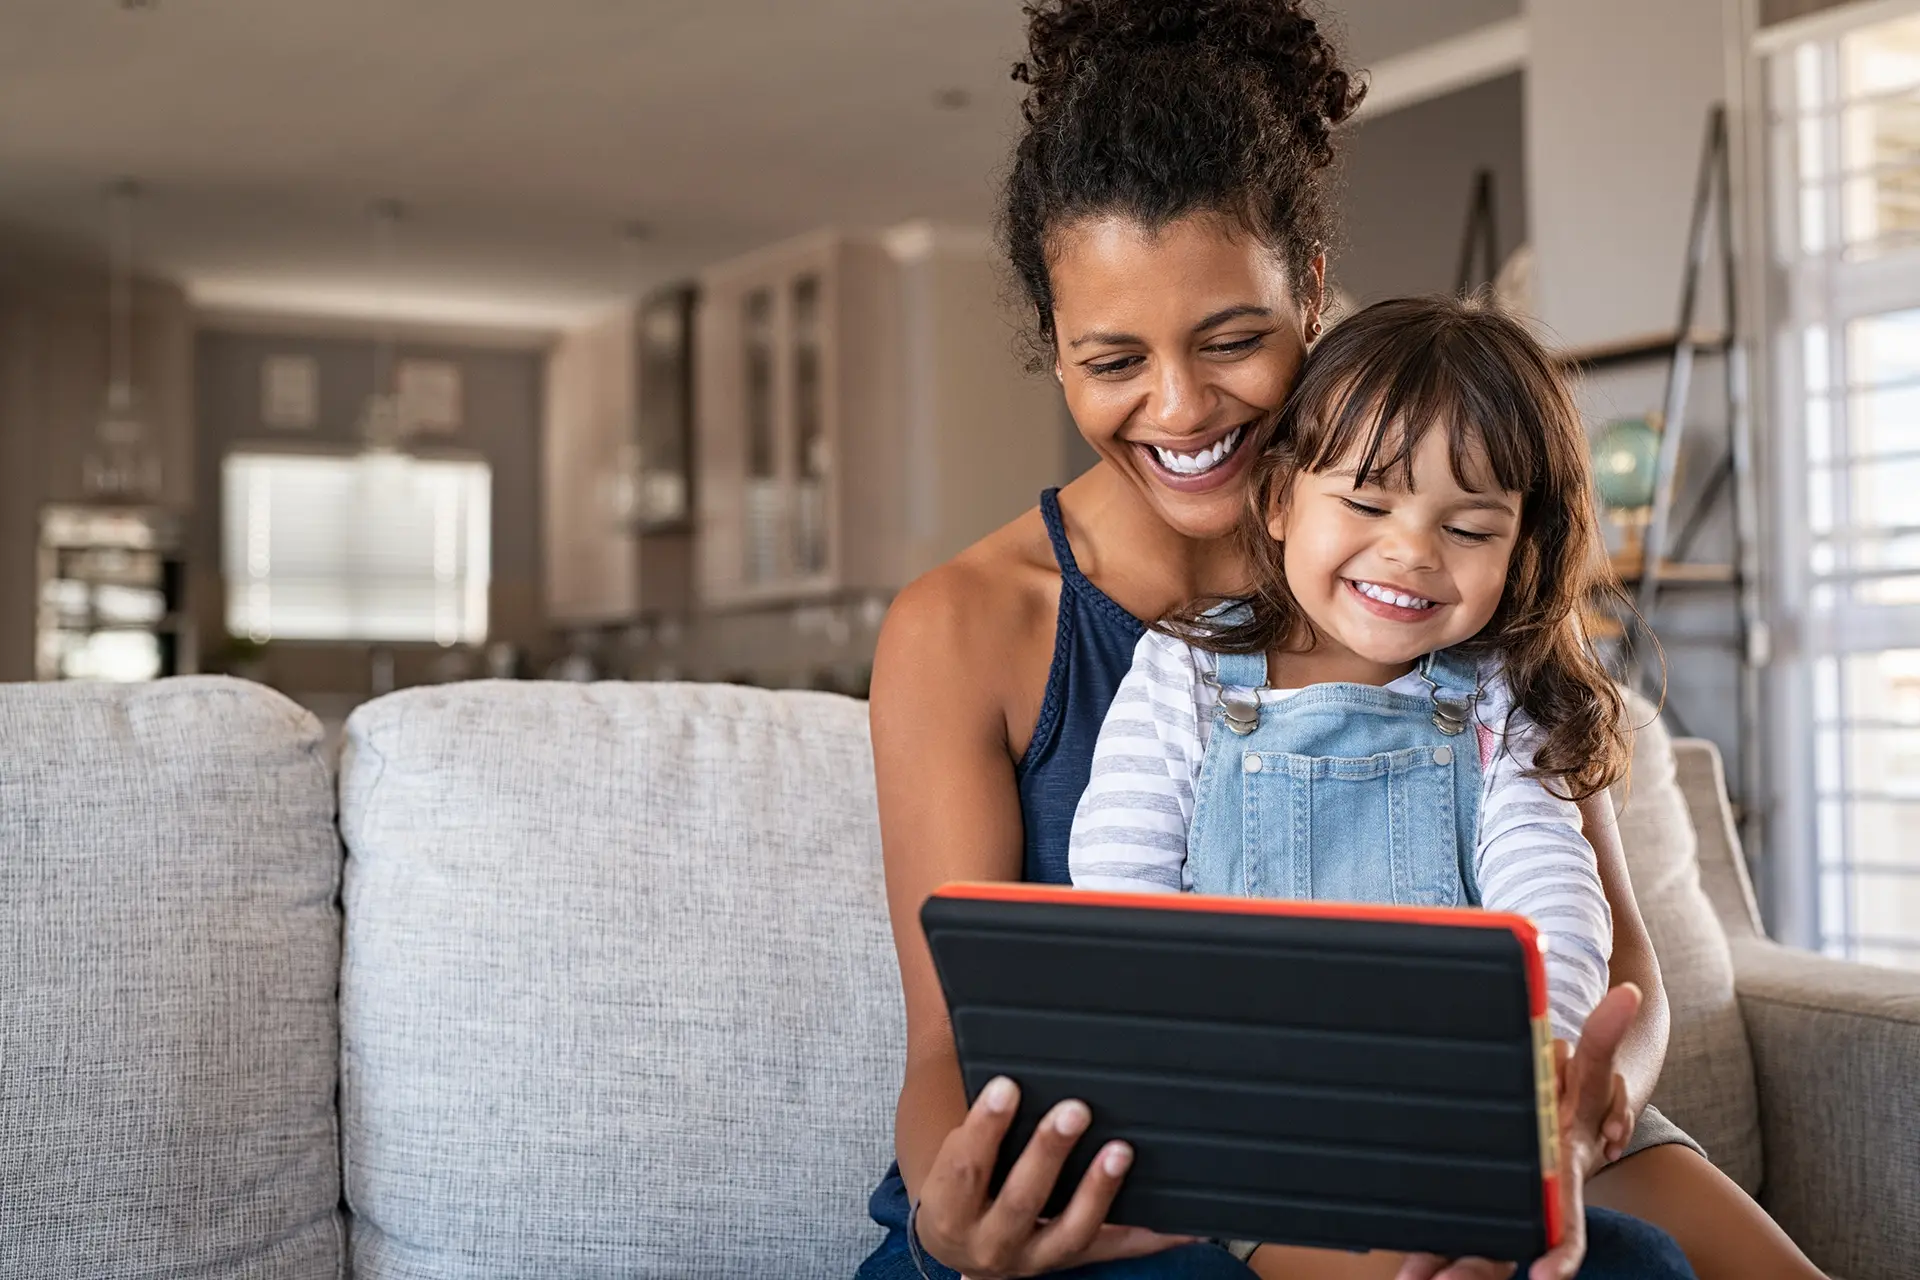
top-left (1306, 254), bottom-right (1328, 330)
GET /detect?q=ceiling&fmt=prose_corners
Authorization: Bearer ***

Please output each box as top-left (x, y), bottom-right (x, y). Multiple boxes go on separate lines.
top-left (0, 0), bottom-right (1517, 331)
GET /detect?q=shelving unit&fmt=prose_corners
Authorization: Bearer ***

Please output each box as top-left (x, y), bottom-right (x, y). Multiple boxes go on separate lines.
top-left (1572, 105), bottom-right (1764, 825)
top-left (36, 504), bottom-right (192, 682)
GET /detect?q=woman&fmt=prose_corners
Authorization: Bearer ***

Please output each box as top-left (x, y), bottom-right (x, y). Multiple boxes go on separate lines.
top-left (859, 3), bottom-right (1821, 1278)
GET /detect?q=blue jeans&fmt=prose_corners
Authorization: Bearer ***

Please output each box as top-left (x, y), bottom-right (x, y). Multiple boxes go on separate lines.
top-left (855, 1167), bottom-right (1698, 1279)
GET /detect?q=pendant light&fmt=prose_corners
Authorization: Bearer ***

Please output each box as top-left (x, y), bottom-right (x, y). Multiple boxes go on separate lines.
top-left (356, 198), bottom-right (407, 454)
top-left (83, 178), bottom-right (163, 502)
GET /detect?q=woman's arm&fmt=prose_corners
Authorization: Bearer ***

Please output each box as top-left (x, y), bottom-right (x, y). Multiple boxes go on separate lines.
top-left (871, 566), bottom-right (1186, 1276)
top-left (1580, 792), bottom-right (1671, 1121)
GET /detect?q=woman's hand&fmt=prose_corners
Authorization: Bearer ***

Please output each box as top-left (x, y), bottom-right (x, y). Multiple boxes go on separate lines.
top-left (914, 1076), bottom-right (1195, 1279)
top-left (1393, 984), bottom-right (1645, 1280)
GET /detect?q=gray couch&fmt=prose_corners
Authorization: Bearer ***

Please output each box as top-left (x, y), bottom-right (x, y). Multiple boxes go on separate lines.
top-left (0, 677), bottom-right (1913, 1279)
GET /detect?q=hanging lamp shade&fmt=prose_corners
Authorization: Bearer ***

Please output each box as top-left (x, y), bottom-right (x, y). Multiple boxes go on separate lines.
top-left (84, 178), bottom-right (163, 502)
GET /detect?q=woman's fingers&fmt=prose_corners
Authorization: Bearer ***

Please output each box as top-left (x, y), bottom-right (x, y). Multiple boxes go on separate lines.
top-left (914, 1076), bottom-right (1022, 1260)
top-left (1025, 1142), bottom-right (1195, 1270)
top-left (1602, 1071), bottom-right (1632, 1163)
top-left (1396, 1256), bottom-right (1516, 1280)
top-left (1566, 984), bottom-right (1641, 1135)
top-left (976, 1095), bottom-right (1089, 1231)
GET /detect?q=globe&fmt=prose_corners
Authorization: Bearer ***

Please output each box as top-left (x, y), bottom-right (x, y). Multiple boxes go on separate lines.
top-left (1591, 416), bottom-right (1661, 511)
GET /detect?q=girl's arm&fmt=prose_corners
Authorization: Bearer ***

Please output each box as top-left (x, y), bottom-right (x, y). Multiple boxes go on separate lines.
top-left (1473, 728), bottom-right (1613, 1044)
top-left (1069, 632), bottom-right (1200, 892)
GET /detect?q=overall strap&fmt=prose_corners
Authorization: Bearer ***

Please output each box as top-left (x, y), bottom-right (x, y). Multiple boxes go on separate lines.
top-left (1216, 650), bottom-right (1268, 688)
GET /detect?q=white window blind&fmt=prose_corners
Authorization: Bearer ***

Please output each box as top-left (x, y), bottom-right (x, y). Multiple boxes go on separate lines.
top-left (222, 451), bottom-right (490, 645)
top-left (1769, 8), bottom-right (1920, 968)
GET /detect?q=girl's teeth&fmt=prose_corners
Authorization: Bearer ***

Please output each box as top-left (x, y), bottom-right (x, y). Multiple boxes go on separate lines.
top-left (1152, 426), bottom-right (1242, 476)
top-left (1354, 581), bottom-right (1434, 609)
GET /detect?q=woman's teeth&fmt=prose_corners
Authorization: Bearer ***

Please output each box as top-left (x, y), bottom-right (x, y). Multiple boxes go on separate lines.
top-left (1351, 580), bottom-right (1435, 610)
top-left (1152, 426), bottom-right (1243, 476)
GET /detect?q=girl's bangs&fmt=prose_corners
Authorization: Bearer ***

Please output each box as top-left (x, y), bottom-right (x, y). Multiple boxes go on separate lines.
top-left (1298, 333), bottom-right (1540, 497)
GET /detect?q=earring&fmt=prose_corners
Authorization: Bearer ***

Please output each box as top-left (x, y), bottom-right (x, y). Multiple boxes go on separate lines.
top-left (1054, 367), bottom-right (1064, 384)
top-left (1307, 317), bottom-right (1323, 342)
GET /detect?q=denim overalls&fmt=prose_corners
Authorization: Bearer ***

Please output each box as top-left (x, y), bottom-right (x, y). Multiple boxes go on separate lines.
top-left (1188, 648), bottom-right (1488, 909)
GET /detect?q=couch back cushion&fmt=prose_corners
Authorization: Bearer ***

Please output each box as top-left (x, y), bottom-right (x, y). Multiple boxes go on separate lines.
top-left (1612, 696), bottom-right (1763, 1193)
top-left (338, 681), bottom-right (901, 1279)
top-left (0, 678), bottom-right (345, 1278)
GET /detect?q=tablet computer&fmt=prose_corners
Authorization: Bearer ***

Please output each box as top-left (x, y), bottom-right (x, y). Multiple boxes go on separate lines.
top-left (921, 883), bottom-right (1563, 1261)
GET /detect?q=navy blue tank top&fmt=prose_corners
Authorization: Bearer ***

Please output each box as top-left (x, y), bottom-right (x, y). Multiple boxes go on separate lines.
top-left (1017, 488), bottom-right (1149, 885)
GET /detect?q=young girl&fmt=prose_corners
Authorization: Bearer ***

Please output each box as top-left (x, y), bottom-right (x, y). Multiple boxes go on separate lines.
top-left (1069, 294), bottom-right (1678, 1273)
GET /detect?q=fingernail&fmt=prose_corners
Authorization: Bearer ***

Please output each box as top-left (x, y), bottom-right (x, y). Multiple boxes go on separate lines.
top-left (1052, 1100), bottom-right (1091, 1137)
top-left (981, 1077), bottom-right (1016, 1113)
top-left (1102, 1142), bottom-right (1132, 1175)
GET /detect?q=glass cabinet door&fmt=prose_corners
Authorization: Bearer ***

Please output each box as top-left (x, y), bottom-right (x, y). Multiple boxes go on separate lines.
top-left (742, 287), bottom-right (781, 585)
top-left (791, 273), bottom-right (829, 577)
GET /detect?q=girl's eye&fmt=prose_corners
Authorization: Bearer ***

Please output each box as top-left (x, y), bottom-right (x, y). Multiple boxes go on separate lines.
top-left (1340, 498), bottom-right (1387, 517)
top-left (1447, 527), bottom-right (1497, 544)
top-left (1086, 355), bottom-right (1143, 376)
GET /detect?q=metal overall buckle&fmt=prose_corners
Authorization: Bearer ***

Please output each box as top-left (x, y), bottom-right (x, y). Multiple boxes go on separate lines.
top-left (1202, 666), bottom-right (1265, 737)
top-left (1417, 663), bottom-right (1481, 737)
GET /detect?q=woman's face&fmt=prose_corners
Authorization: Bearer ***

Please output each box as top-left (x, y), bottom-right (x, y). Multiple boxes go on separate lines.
top-left (1048, 213), bottom-right (1319, 541)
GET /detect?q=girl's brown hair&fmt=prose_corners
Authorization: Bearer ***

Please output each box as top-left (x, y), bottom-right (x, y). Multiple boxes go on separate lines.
top-left (1170, 294), bottom-right (1636, 800)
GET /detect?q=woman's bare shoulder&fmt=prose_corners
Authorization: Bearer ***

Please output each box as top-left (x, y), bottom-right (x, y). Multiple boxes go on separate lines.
top-left (885, 508), bottom-right (1057, 648)
top-left (874, 507), bottom-right (1061, 718)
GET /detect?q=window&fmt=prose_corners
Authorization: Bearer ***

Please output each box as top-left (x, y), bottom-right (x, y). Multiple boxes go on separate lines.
top-left (222, 451), bottom-right (490, 645)
top-left (1768, 9), bottom-right (1920, 967)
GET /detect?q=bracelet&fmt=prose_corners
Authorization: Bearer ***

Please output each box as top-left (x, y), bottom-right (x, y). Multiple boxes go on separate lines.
top-left (906, 1198), bottom-right (936, 1280)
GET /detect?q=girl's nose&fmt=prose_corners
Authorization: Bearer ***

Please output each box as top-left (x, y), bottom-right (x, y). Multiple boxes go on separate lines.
top-left (1379, 524), bottom-right (1440, 572)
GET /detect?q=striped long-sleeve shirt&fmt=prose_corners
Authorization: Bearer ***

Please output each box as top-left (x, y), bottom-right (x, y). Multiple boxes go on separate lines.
top-left (1069, 629), bottom-right (1613, 1045)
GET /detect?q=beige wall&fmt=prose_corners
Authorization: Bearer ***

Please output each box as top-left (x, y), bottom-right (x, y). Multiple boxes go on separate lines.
top-left (543, 307), bottom-right (640, 624)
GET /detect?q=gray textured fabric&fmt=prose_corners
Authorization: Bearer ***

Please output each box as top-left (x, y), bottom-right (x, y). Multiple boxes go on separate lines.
top-left (1609, 701), bottom-right (1763, 1194)
top-left (338, 681), bottom-right (902, 1279)
top-left (1734, 937), bottom-right (1920, 1280)
top-left (1671, 742), bottom-right (1765, 942)
top-left (0, 677), bottom-right (345, 1279)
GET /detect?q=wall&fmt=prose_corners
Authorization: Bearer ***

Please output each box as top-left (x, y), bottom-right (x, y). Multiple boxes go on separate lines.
top-left (543, 307), bottom-right (641, 624)
top-left (193, 325), bottom-right (546, 695)
top-left (0, 240), bottom-right (194, 683)
top-left (1334, 72), bottom-right (1529, 306)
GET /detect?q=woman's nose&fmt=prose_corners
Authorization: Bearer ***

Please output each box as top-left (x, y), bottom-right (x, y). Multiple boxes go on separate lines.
top-left (1146, 359), bottom-right (1213, 438)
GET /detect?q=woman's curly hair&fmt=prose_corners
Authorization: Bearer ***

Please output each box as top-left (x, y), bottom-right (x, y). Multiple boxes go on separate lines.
top-left (1002, 0), bottom-right (1364, 367)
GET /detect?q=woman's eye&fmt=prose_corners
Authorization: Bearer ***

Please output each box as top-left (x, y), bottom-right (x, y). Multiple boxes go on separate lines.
top-left (1340, 498), bottom-right (1387, 517)
top-left (1086, 355), bottom-right (1142, 376)
top-left (1205, 335), bottom-right (1263, 356)
top-left (1447, 526), bottom-right (1497, 544)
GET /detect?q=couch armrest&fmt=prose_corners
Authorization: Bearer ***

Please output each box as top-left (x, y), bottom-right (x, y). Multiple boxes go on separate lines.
top-left (1732, 937), bottom-right (1920, 1280)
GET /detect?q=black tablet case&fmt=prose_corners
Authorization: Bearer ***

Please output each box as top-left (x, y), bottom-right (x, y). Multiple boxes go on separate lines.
top-left (922, 885), bottom-right (1561, 1261)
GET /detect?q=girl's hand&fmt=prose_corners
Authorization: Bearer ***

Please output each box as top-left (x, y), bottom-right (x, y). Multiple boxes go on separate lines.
top-left (914, 1076), bottom-right (1195, 1279)
top-left (1396, 984), bottom-right (1645, 1280)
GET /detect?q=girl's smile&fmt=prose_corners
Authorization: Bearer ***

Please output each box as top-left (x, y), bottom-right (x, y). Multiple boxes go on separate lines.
top-left (1271, 427), bottom-right (1521, 682)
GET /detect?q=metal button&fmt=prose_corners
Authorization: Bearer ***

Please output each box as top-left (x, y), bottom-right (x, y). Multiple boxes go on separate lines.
top-left (1433, 746), bottom-right (1453, 766)
top-left (1244, 755), bottom-right (1263, 774)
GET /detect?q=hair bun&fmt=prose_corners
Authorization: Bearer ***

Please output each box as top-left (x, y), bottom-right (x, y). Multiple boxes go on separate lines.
top-left (1013, 0), bottom-right (1364, 146)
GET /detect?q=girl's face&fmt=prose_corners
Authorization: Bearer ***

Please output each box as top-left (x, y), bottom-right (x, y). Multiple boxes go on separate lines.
top-left (1270, 426), bottom-right (1522, 674)
top-left (1049, 213), bottom-right (1319, 541)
